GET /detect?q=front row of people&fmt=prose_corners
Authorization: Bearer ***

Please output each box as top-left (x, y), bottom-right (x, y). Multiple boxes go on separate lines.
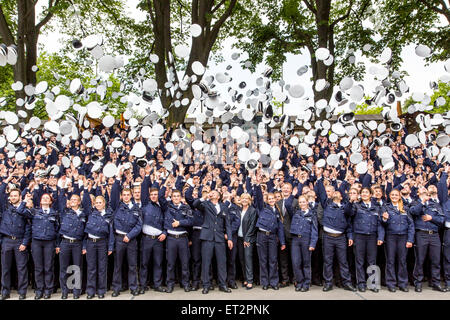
top-left (0, 169), bottom-right (449, 300)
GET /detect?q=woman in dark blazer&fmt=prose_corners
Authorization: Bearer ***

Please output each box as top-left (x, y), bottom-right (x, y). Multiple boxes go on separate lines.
top-left (236, 193), bottom-right (258, 289)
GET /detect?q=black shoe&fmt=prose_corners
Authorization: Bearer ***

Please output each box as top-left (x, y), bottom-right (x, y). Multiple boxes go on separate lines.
top-left (229, 283), bottom-right (238, 289)
top-left (154, 286), bottom-right (166, 293)
top-left (388, 287), bottom-right (396, 292)
top-left (262, 285), bottom-right (269, 290)
top-left (219, 286), bottom-right (231, 293)
top-left (202, 288), bottom-right (209, 294)
top-left (370, 288), bottom-right (379, 293)
top-left (131, 290), bottom-right (139, 296)
top-left (432, 285), bottom-right (446, 292)
top-left (271, 285), bottom-right (279, 290)
top-left (184, 286), bottom-right (191, 292)
top-left (312, 280), bottom-right (323, 286)
top-left (209, 285), bottom-right (214, 290)
top-left (138, 288), bottom-right (146, 295)
top-left (112, 291), bottom-right (120, 297)
top-left (191, 284), bottom-right (199, 291)
top-left (44, 294), bottom-right (51, 299)
top-left (343, 284), bottom-right (357, 292)
top-left (280, 282), bottom-right (288, 288)
top-left (166, 287), bottom-right (174, 293)
top-left (19, 294), bottom-right (26, 300)
top-left (34, 293), bottom-right (43, 300)
top-left (73, 294), bottom-right (80, 299)
top-left (98, 294), bottom-right (105, 299)
top-left (301, 287), bottom-right (309, 292)
top-left (399, 287), bottom-right (409, 292)
top-left (323, 284), bottom-right (333, 292)
top-left (61, 293), bottom-right (68, 300)
top-left (295, 286), bottom-right (302, 292)
top-left (0, 294), bottom-right (9, 300)
top-left (358, 286), bottom-right (366, 292)
top-left (415, 285), bottom-right (422, 293)
top-left (87, 294), bottom-right (94, 299)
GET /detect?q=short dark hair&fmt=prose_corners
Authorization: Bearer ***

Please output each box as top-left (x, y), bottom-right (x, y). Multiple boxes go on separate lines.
top-left (122, 188), bottom-right (132, 194)
top-left (9, 188), bottom-right (21, 195)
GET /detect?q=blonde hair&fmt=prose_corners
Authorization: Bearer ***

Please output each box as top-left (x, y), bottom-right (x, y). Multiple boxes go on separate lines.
top-left (389, 189), bottom-right (405, 213)
top-left (95, 195), bottom-right (106, 205)
top-left (240, 193), bottom-right (253, 202)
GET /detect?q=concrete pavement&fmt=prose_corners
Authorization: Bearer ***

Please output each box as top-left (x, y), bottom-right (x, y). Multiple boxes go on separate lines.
top-left (4, 285), bottom-right (450, 300)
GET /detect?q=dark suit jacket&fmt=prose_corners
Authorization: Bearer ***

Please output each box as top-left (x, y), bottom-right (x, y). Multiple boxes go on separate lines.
top-left (239, 206), bottom-right (258, 243)
top-left (193, 199), bottom-right (232, 243)
top-left (277, 196), bottom-right (298, 241)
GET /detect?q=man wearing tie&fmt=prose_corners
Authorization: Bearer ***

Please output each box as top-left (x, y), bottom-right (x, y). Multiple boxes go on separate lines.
top-left (410, 187), bottom-right (446, 292)
top-left (139, 171), bottom-right (167, 294)
top-left (193, 190), bottom-right (233, 294)
top-left (110, 179), bottom-right (143, 297)
top-left (276, 183), bottom-right (297, 287)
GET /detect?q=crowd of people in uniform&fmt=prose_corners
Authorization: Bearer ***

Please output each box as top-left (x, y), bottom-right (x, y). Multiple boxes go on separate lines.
top-left (0, 117), bottom-right (449, 300)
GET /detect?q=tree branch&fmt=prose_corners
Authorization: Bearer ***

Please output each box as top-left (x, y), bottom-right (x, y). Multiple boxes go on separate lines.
top-left (211, 0), bottom-right (237, 36)
top-left (417, 0), bottom-right (450, 21)
top-left (24, 0), bottom-right (40, 20)
top-left (192, 0), bottom-right (199, 23)
top-left (302, 0), bottom-right (317, 15)
top-left (0, 5), bottom-right (15, 44)
top-left (36, 0), bottom-right (60, 32)
top-left (211, 0), bottom-right (226, 14)
top-left (330, 0), bottom-right (354, 28)
top-left (146, 0), bottom-right (156, 24)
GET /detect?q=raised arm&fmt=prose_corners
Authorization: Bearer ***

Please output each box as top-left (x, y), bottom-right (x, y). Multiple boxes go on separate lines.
top-left (141, 174), bottom-right (151, 207)
top-left (110, 178), bottom-right (121, 212)
top-left (438, 171), bottom-right (448, 205)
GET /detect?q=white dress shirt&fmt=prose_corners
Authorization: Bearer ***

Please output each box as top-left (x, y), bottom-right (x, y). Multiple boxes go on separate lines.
top-left (238, 208), bottom-right (247, 238)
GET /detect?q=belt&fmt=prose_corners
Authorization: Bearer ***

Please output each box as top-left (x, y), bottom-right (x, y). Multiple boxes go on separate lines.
top-left (88, 237), bottom-right (105, 242)
top-left (324, 231), bottom-right (343, 238)
top-left (290, 233), bottom-right (304, 238)
top-left (168, 233), bottom-right (187, 239)
top-left (143, 234), bottom-right (159, 239)
top-left (63, 238), bottom-right (80, 243)
top-left (4, 235), bottom-right (19, 240)
top-left (115, 232), bottom-right (127, 237)
top-left (417, 229), bottom-right (437, 235)
top-left (258, 230), bottom-right (272, 236)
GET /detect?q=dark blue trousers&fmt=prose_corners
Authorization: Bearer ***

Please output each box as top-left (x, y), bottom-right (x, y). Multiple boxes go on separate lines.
top-left (413, 231), bottom-right (441, 287)
top-left (442, 229), bottom-right (450, 288)
top-left (139, 235), bottom-right (164, 288)
top-left (59, 239), bottom-right (83, 296)
top-left (86, 238), bottom-right (108, 296)
top-left (190, 229), bottom-right (202, 287)
top-left (354, 233), bottom-right (377, 287)
top-left (166, 235), bottom-right (190, 288)
top-left (322, 233), bottom-right (352, 286)
top-left (385, 234), bottom-right (408, 288)
top-left (256, 231), bottom-right (279, 287)
top-left (237, 237), bottom-right (254, 284)
top-left (201, 240), bottom-right (227, 288)
top-left (31, 239), bottom-right (55, 295)
top-left (112, 234), bottom-right (138, 291)
top-left (1, 237), bottom-right (28, 296)
top-left (226, 233), bottom-right (238, 286)
top-left (291, 235), bottom-right (312, 288)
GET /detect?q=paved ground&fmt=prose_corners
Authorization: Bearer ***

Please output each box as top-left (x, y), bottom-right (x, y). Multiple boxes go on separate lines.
top-left (5, 285), bottom-right (450, 300)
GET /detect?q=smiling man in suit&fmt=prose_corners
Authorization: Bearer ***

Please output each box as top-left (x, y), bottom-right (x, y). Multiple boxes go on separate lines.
top-left (277, 182), bottom-right (297, 287)
top-left (193, 190), bottom-right (233, 294)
